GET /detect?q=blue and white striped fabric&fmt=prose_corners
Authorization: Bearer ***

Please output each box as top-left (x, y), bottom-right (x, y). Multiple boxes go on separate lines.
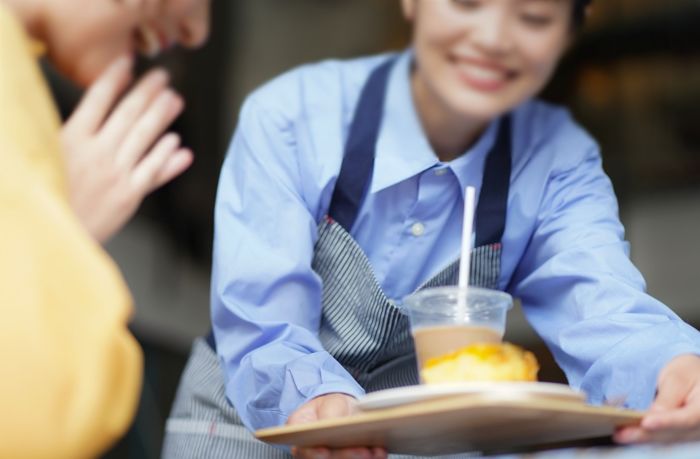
top-left (163, 216), bottom-right (496, 458)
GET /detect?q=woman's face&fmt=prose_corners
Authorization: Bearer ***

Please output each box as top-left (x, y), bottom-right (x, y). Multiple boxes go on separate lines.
top-left (403, 0), bottom-right (573, 121)
top-left (41, 0), bottom-right (211, 86)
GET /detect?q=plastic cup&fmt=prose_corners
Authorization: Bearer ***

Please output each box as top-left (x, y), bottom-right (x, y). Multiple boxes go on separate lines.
top-left (403, 286), bottom-right (513, 378)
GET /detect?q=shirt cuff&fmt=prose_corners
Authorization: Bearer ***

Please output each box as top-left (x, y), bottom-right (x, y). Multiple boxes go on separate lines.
top-left (239, 350), bottom-right (366, 431)
top-left (581, 322), bottom-right (700, 410)
top-left (283, 354), bottom-right (366, 418)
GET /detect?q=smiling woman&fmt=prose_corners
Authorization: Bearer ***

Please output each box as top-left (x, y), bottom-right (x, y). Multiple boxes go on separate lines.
top-left (405, 0), bottom-right (575, 160)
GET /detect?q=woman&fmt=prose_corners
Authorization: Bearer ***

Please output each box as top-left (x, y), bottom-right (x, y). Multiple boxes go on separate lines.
top-left (166, 1), bottom-right (700, 458)
top-left (0, 0), bottom-right (209, 457)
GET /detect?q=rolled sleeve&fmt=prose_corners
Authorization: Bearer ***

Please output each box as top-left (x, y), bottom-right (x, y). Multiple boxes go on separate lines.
top-left (212, 96), bottom-right (363, 431)
top-left (510, 145), bottom-right (700, 410)
top-left (237, 348), bottom-right (365, 429)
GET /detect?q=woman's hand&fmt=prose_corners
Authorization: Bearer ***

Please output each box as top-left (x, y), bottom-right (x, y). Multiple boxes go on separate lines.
top-left (61, 55), bottom-right (193, 243)
top-left (615, 354), bottom-right (700, 443)
top-left (287, 393), bottom-right (387, 459)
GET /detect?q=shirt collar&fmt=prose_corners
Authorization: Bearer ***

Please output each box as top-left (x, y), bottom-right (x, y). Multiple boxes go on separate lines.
top-left (371, 49), bottom-right (500, 196)
top-left (448, 117), bottom-right (500, 198)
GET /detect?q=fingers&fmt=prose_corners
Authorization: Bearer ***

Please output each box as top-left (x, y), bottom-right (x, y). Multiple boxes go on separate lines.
top-left (153, 148), bottom-right (193, 190)
top-left (318, 395), bottom-right (355, 420)
top-left (642, 391), bottom-right (700, 432)
top-left (294, 446), bottom-right (330, 459)
top-left (295, 446), bottom-right (376, 459)
top-left (615, 362), bottom-right (700, 445)
top-left (335, 448), bottom-right (375, 459)
top-left (644, 406), bottom-right (698, 431)
top-left (652, 371), bottom-right (693, 413)
top-left (287, 401), bottom-right (320, 426)
top-left (64, 55), bottom-right (134, 135)
top-left (115, 88), bottom-right (184, 169)
top-left (615, 423), bottom-right (700, 445)
top-left (131, 134), bottom-right (192, 193)
top-left (614, 426), bottom-right (652, 444)
top-left (289, 395), bottom-right (379, 459)
top-left (288, 394), bottom-right (355, 426)
top-left (100, 68), bottom-right (170, 145)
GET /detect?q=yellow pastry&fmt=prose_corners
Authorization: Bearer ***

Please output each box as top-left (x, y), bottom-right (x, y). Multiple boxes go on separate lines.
top-left (421, 342), bottom-right (539, 384)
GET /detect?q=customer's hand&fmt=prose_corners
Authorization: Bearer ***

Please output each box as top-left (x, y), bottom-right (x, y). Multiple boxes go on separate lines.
top-left (615, 354), bottom-right (700, 443)
top-left (287, 393), bottom-right (387, 459)
top-left (61, 55), bottom-right (193, 243)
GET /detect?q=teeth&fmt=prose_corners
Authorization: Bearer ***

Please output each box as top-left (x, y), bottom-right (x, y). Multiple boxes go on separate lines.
top-left (136, 26), bottom-right (161, 58)
top-left (457, 62), bottom-right (508, 83)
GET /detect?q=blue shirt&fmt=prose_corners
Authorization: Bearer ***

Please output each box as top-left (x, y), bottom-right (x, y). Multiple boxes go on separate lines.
top-left (211, 50), bottom-right (700, 431)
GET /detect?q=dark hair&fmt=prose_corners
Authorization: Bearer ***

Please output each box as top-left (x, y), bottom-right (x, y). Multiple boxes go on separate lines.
top-left (574, 0), bottom-right (592, 26)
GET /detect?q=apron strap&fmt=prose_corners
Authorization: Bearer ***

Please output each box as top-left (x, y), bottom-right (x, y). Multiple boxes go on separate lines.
top-left (475, 115), bottom-right (512, 247)
top-left (328, 57), bottom-right (395, 232)
top-left (205, 330), bottom-right (216, 349)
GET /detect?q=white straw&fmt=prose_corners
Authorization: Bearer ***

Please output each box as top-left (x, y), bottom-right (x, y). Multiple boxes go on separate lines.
top-left (458, 186), bottom-right (477, 309)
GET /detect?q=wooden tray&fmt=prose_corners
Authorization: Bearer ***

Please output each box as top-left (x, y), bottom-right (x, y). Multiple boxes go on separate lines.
top-left (255, 395), bottom-right (643, 456)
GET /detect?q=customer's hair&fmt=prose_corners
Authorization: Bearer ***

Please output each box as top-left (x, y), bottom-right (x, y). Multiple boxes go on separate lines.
top-left (574, 0), bottom-right (593, 26)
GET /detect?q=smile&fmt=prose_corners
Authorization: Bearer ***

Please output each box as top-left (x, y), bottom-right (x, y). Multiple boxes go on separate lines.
top-left (453, 57), bottom-right (516, 92)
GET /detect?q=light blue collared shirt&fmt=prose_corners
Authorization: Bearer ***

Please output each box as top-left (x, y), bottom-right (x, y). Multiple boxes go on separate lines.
top-left (211, 50), bottom-right (700, 431)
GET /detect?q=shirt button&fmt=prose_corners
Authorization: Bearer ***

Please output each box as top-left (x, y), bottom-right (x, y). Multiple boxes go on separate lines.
top-left (434, 168), bottom-right (448, 176)
top-left (411, 222), bottom-right (425, 237)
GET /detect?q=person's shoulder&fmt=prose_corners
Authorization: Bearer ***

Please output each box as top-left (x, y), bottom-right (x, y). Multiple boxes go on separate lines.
top-left (241, 53), bottom-right (394, 124)
top-left (513, 99), bottom-right (599, 172)
top-left (514, 99), bottom-right (597, 154)
top-left (0, 2), bottom-right (24, 41)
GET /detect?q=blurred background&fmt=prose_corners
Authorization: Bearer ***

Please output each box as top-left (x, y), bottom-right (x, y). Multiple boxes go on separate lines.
top-left (46, 0), bottom-right (700, 457)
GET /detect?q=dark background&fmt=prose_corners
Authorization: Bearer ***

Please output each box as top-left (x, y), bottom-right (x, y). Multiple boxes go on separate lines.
top-left (47, 1), bottom-right (700, 457)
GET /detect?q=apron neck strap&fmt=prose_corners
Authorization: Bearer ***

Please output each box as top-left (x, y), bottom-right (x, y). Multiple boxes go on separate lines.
top-left (328, 56), bottom-right (512, 247)
top-left (475, 115), bottom-right (512, 247)
top-left (328, 57), bottom-right (395, 232)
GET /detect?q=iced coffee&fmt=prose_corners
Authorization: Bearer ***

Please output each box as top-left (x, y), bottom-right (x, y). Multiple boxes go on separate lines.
top-left (412, 324), bottom-right (502, 369)
top-left (404, 286), bottom-right (537, 383)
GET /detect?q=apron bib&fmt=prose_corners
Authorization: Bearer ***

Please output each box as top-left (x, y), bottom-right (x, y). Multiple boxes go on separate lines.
top-left (163, 57), bottom-right (512, 459)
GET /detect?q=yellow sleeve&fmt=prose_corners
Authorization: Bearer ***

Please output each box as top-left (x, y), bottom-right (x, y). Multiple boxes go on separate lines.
top-left (0, 162), bottom-right (143, 459)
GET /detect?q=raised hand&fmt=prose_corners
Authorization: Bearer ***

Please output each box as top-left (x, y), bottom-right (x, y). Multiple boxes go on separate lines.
top-left (61, 55), bottom-right (193, 243)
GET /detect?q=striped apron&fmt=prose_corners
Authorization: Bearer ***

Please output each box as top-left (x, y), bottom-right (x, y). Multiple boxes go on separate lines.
top-left (162, 58), bottom-right (513, 459)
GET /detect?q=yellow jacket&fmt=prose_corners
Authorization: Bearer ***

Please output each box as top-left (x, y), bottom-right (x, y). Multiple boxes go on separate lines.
top-left (0, 4), bottom-right (142, 458)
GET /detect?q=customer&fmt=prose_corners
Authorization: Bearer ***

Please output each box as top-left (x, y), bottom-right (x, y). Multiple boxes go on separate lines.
top-left (0, 0), bottom-right (210, 457)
